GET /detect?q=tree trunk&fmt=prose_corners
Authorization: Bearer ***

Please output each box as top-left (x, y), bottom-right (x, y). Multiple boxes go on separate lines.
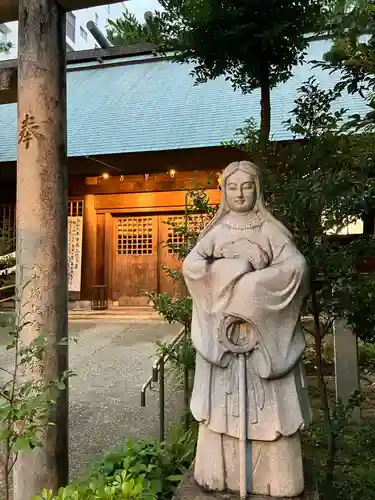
top-left (14, 0), bottom-right (69, 498)
top-left (260, 67), bottom-right (271, 142)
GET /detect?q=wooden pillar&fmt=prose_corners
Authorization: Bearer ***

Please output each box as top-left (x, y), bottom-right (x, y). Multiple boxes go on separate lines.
top-left (15, 1), bottom-right (68, 498)
top-left (82, 194), bottom-right (97, 300)
top-left (96, 213), bottom-right (106, 284)
top-left (104, 213), bottom-right (113, 301)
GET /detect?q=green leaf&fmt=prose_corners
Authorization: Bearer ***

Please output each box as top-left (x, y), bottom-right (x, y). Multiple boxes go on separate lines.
top-left (166, 474), bottom-right (184, 482)
top-left (14, 435), bottom-right (32, 452)
top-left (150, 478), bottom-right (163, 492)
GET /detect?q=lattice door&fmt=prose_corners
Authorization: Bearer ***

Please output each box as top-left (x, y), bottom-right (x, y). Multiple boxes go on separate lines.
top-left (113, 215), bottom-right (158, 305)
top-left (165, 213), bottom-right (209, 254)
top-left (68, 200), bottom-right (83, 217)
top-left (117, 217), bottom-right (154, 255)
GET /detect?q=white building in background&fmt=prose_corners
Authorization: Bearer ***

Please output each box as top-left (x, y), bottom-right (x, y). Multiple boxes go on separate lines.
top-left (0, 2), bottom-right (129, 61)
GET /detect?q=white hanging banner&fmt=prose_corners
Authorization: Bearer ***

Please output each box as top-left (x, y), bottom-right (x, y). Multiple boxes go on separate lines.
top-left (68, 216), bottom-right (83, 292)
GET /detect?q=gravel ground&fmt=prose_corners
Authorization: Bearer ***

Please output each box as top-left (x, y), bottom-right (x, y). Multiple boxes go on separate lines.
top-left (0, 318), bottom-right (183, 480)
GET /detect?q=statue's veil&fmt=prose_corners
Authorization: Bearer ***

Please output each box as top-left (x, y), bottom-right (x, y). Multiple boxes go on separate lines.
top-left (198, 161), bottom-right (292, 241)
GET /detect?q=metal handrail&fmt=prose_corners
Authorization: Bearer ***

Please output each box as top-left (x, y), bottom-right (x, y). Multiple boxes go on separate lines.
top-left (152, 327), bottom-right (185, 382)
top-left (141, 326), bottom-right (187, 442)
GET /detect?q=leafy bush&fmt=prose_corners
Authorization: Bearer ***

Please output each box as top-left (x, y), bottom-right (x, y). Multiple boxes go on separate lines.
top-left (0, 311), bottom-right (71, 500)
top-left (34, 472), bottom-right (154, 500)
top-left (33, 426), bottom-right (197, 500)
top-left (303, 416), bottom-right (375, 500)
top-left (304, 338), bottom-right (375, 373)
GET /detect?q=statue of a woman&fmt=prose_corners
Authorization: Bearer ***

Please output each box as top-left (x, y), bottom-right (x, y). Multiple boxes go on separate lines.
top-left (182, 161), bottom-right (312, 498)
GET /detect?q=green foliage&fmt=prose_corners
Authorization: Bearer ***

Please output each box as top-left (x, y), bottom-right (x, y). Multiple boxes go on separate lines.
top-left (303, 414), bottom-right (375, 499)
top-left (231, 75), bottom-right (375, 494)
top-left (33, 472), bottom-right (151, 500)
top-left (154, 333), bottom-right (196, 390)
top-left (33, 426), bottom-right (197, 500)
top-left (0, 311), bottom-right (72, 498)
top-left (142, 292), bottom-right (192, 326)
top-left (155, 0), bottom-right (324, 137)
top-left (319, 0), bottom-right (375, 129)
top-left (0, 41), bottom-right (11, 55)
top-left (358, 340), bottom-right (375, 370)
top-left (107, 7), bottom-right (161, 46)
top-left (235, 77), bottom-right (375, 342)
top-left (305, 337), bottom-right (375, 372)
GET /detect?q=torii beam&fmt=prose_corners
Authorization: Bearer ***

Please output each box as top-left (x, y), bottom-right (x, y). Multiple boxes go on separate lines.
top-left (0, 42), bottom-right (155, 105)
top-left (0, 0), bottom-right (126, 23)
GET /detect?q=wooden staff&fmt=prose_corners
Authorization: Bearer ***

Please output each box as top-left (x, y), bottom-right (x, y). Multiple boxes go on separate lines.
top-left (219, 315), bottom-right (258, 500)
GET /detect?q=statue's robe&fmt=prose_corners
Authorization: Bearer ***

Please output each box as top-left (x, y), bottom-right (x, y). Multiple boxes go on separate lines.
top-left (182, 220), bottom-right (312, 496)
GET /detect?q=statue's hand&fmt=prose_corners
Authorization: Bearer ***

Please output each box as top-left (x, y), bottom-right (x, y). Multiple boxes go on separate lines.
top-left (223, 240), bottom-right (269, 270)
top-left (213, 246), bottom-right (255, 270)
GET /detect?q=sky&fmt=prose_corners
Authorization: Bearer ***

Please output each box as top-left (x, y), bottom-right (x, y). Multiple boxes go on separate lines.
top-left (121, 0), bottom-right (162, 21)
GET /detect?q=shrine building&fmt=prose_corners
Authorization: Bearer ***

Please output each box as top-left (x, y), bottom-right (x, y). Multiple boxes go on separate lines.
top-left (0, 38), bottom-right (368, 306)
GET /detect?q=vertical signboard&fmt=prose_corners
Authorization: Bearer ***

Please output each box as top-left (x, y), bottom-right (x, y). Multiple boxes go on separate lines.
top-left (68, 216), bottom-right (83, 292)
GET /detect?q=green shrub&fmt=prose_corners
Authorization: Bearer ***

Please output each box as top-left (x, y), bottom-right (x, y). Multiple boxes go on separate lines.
top-left (304, 338), bottom-right (375, 372)
top-left (34, 471), bottom-right (155, 500)
top-left (33, 426), bottom-right (197, 500)
top-left (303, 417), bottom-right (375, 500)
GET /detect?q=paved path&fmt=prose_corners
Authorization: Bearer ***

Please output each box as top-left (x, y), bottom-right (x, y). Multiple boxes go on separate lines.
top-left (0, 318), bottom-right (182, 479)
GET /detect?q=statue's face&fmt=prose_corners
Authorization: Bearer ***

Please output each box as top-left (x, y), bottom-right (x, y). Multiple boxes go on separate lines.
top-left (225, 170), bottom-right (256, 213)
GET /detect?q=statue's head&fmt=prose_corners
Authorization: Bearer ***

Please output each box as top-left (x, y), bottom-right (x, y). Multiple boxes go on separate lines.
top-left (222, 161), bottom-right (262, 215)
top-left (198, 161), bottom-right (293, 241)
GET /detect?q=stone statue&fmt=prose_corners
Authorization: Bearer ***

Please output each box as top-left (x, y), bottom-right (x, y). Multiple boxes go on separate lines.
top-left (182, 161), bottom-right (312, 498)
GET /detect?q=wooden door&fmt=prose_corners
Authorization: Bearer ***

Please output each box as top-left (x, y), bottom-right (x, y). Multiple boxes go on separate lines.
top-left (112, 215), bottom-right (158, 305)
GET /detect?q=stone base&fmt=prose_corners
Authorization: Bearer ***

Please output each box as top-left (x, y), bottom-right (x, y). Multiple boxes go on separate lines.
top-left (173, 470), bottom-right (318, 500)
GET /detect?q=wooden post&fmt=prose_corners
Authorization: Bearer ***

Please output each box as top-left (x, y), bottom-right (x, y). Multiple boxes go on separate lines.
top-left (82, 194), bottom-right (97, 300)
top-left (14, 0), bottom-right (68, 497)
top-left (333, 319), bottom-right (360, 420)
top-left (104, 213), bottom-right (113, 300)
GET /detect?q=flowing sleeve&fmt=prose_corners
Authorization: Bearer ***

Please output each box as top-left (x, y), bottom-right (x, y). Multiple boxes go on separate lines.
top-left (183, 229), bottom-right (251, 366)
top-left (224, 222), bottom-right (309, 379)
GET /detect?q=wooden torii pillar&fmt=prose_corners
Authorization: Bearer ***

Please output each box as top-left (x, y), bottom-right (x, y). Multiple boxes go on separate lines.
top-left (0, 0), bottom-right (128, 498)
top-left (14, 1), bottom-right (68, 497)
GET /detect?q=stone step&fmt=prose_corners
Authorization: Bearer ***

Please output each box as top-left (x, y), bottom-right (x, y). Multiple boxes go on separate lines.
top-left (68, 306), bottom-right (162, 321)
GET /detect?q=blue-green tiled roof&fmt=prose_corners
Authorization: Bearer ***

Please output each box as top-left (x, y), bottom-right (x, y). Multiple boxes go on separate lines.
top-left (0, 39), bottom-right (370, 163)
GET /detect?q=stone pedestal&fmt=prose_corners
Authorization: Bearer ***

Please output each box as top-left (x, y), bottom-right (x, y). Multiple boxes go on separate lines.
top-left (173, 469), bottom-right (318, 500)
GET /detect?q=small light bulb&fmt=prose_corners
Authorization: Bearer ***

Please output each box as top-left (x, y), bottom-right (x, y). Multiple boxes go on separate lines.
top-left (169, 168), bottom-right (176, 179)
top-left (102, 172), bottom-right (109, 180)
